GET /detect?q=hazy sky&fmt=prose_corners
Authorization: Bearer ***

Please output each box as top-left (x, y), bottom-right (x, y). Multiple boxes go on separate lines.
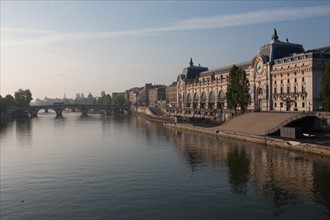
top-left (1, 1), bottom-right (329, 99)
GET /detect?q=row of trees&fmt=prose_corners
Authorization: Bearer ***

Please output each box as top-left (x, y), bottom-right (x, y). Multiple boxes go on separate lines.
top-left (0, 89), bottom-right (33, 113)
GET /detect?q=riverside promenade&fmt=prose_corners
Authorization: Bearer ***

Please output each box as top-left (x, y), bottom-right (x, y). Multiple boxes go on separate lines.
top-left (162, 112), bottom-right (330, 157)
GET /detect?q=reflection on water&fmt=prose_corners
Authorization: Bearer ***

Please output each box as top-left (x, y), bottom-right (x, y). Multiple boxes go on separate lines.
top-left (313, 162), bottom-right (330, 215)
top-left (15, 118), bottom-right (33, 146)
top-left (165, 125), bottom-right (330, 218)
top-left (1, 114), bottom-right (330, 219)
top-left (226, 147), bottom-right (250, 194)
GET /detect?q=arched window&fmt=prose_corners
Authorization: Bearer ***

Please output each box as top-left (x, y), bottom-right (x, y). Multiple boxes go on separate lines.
top-left (217, 91), bottom-right (225, 110)
top-left (218, 91), bottom-right (225, 103)
top-left (209, 91), bottom-right (215, 103)
top-left (200, 92), bottom-right (206, 103)
top-left (186, 93), bottom-right (192, 107)
top-left (193, 93), bottom-right (199, 109)
top-left (200, 92), bottom-right (206, 109)
top-left (208, 91), bottom-right (215, 109)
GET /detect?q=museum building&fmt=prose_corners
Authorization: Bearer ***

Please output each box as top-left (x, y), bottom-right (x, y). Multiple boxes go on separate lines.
top-left (175, 29), bottom-right (330, 118)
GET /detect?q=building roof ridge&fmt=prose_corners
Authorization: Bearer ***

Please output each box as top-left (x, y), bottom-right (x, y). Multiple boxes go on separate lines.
top-left (205, 61), bottom-right (251, 73)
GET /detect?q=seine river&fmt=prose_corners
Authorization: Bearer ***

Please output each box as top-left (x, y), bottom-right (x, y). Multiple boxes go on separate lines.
top-left (1, 113), bottom-right (330, 220)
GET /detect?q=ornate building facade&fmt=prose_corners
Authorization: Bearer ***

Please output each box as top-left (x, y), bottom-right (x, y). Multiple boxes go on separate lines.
top-left (176, 29), bottom-right (330, 119)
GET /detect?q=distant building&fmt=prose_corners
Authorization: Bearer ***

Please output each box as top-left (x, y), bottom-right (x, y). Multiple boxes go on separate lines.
top-left (148, 85), bottom-right (166, 107)
top-left (165, 82), bottom-right (177, 108)
top-left (128, 87), bottom-right (143, 105)
top-left (176, 29), bottom-right (330, 119)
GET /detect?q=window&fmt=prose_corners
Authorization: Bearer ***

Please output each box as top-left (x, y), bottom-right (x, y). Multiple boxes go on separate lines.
top-left (275, 102), bottom-right (277, 108)
top-left (280, 87), bottom-right (283, 94)
top-left (275, 80), bottom-right (277, 85)
top-left (274, 87), bottom-right (277, 94)
top-left (295, 102), bottom-right (297, 107)
top-left (302, 77), bottom-right (305, 82)
top-left (302, 102), bottom-right (305, 108)
top-left (294, 86), bottom-right (297, 94)
top-left (286, 86), bottom-right (291, 94)
top-left (287, 79), bottom-right (290, 83)
top-left (281, 80), bottom-right (283, 84)
top-left (294, 78), bottom-right (297, 83)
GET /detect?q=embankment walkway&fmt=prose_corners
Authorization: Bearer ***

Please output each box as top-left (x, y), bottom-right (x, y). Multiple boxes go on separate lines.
top-left (164, 111), bottom-right (330, 157)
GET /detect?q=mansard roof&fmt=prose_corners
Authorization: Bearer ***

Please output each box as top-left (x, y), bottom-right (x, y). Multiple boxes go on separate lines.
top-left (180, 58), bottom-right (209, 80)
top-left (258, 29), bottom-right (305, 62)
top-left (273, 45), bottom-right (330, 64)
top-left (200, 61), bottom-right (251, 77)
top-left (306, 46), bottom-right (330, 54)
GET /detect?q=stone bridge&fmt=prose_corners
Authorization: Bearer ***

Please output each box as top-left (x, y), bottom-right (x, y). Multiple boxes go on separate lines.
top-left (8, 104), bottom-right (132, 117)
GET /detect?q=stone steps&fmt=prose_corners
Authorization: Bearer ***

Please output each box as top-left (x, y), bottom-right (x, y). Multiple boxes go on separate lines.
top-left (218, 112), bottom-right (300, 135)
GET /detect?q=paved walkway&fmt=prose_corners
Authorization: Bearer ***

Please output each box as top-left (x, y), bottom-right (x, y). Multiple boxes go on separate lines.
top-left (217, 112), bottom-right (301, 135)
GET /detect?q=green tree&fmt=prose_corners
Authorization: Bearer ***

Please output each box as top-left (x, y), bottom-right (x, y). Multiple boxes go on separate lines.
top-left (226, 65), bottom-right (251, 115)
top-left (0, 94), bottom-right (16, 113)
top-left (4, 94), bottom-right (16, 107)
top-left (0, 95), bottom-right (4, 113)
top-left (14, 89), bottom-right (33, 106)
top-left (98, 92), bottom-right (112, 105)
top-left (321, 62), bottom-right (330, 112)
top-left (112, 92), bottom-right (125, 105)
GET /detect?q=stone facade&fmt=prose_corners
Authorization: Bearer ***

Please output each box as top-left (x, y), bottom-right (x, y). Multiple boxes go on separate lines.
top-left (165, 82), bottom-right (178, 108)
top-left (128, 88), bottom-right (141, 105)
top-left (148, 86), bottom-right (166, 107)
top-left (176, 29), bottom-right (330, 118)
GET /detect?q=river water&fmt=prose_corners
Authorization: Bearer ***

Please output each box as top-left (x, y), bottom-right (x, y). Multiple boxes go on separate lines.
top-left (1, 113), bottom-right (329, 219)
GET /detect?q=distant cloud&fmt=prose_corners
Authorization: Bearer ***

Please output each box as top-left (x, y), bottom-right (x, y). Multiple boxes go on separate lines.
top-left (173, 6), bottom-right (329, 30)
top-left (2, 5), bottom-right (329, 46)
